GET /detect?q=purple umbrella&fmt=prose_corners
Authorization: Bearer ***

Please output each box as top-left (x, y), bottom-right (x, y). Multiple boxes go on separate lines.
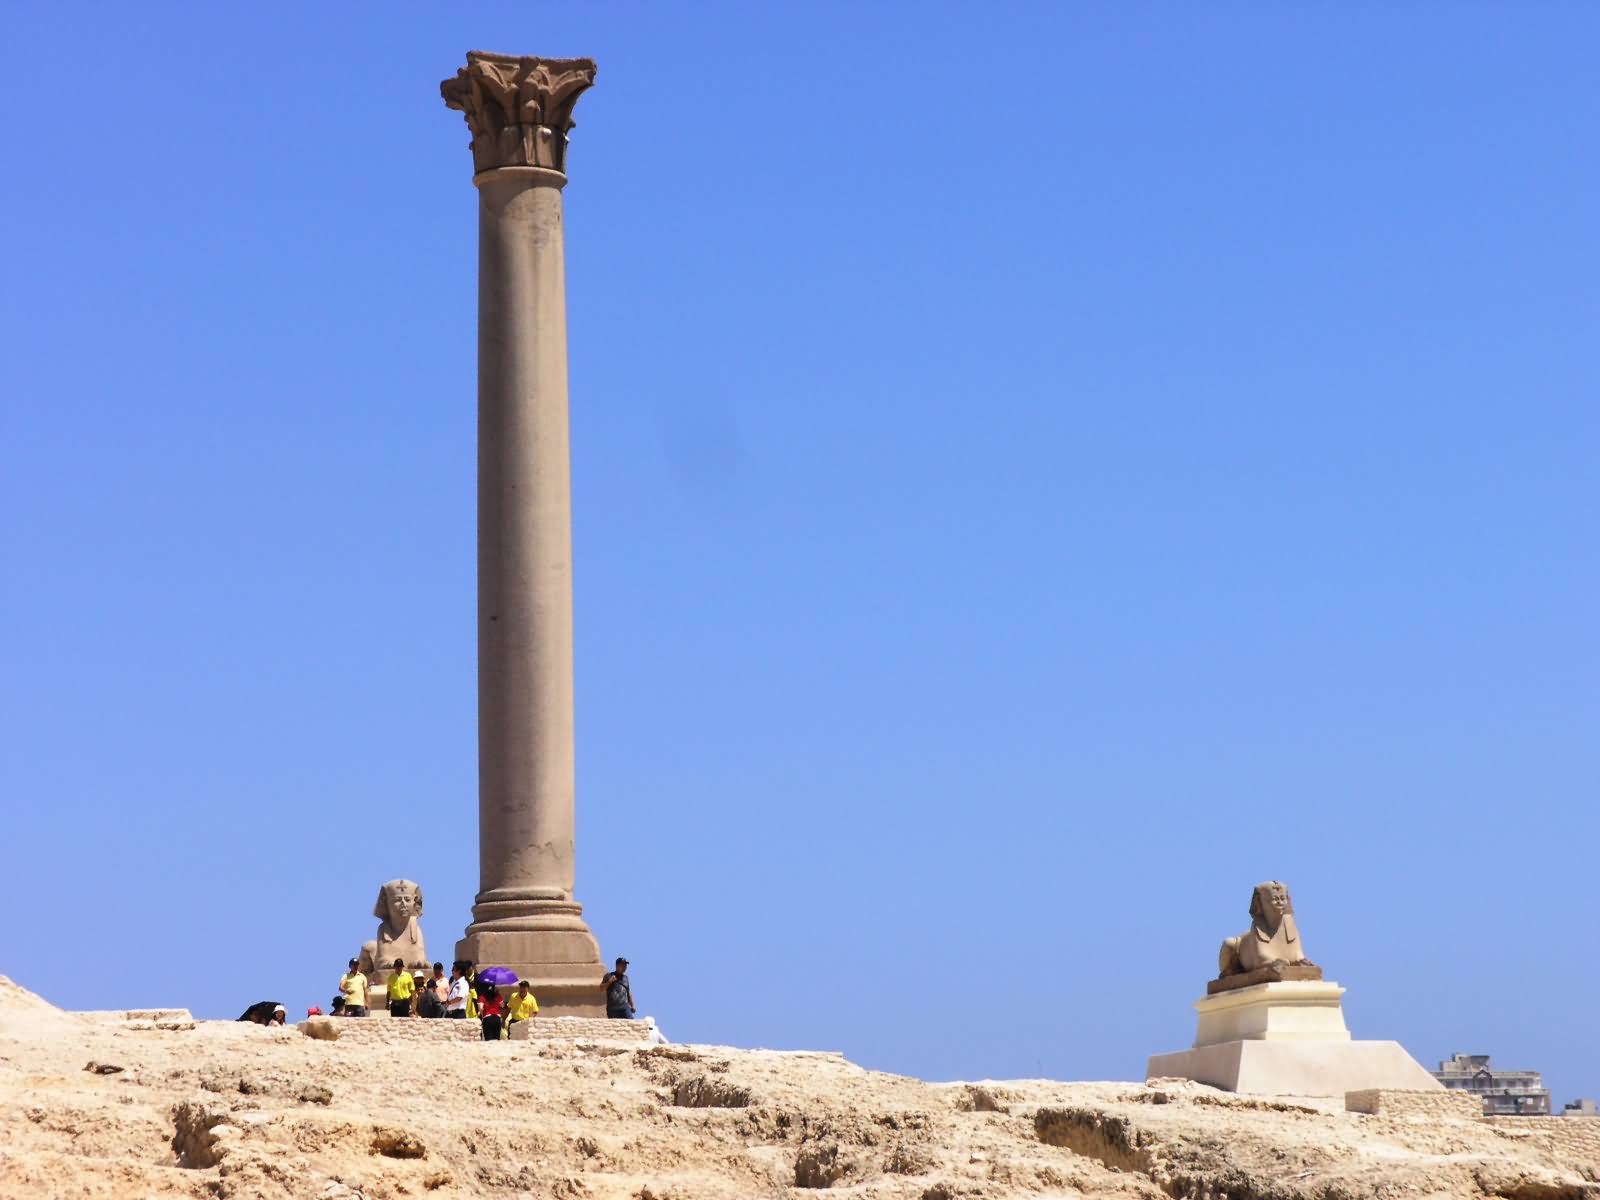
top-left (478, 966), bottom-right (519, 986)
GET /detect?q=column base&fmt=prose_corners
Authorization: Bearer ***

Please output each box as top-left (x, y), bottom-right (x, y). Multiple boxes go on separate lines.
top-left (456, 894), bottom-right (606, 1017)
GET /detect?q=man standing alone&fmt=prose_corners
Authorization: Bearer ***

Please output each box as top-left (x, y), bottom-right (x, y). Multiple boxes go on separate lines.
top-left (339, 958), bottom-right (369, 1017)
top-left (601, 957), bottom-right (635, 1019)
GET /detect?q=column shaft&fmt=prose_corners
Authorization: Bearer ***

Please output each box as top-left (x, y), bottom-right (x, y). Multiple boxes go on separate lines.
top-left (476, 173), bottom-right (576, 905)
top-left (443, 50), bottom-right (603, 1014)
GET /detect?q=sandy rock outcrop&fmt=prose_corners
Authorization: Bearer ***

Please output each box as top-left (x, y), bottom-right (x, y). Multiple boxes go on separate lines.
top-left (300, 1016), bottom-right (341, 1041)
top-left (1, 976), bottom-right (1596, 1199)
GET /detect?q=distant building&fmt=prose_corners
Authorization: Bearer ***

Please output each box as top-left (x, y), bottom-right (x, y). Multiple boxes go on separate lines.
top-left (1563, 1098), bottom-right (1599, 1117)
top-left (1433, 1053), bottom-right (1551, 1116)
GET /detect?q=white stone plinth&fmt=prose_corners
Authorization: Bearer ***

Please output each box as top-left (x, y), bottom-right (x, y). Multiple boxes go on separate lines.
top-left (1193, 980), bottom-right (1350, 1047)
top-left (1148, 978), bottom-right (1440, 1096)
top-left (1146, 1039), bottom-right (1442, 1097)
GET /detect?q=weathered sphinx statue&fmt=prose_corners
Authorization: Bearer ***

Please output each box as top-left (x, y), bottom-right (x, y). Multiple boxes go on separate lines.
top-left (356, 879), bottom-right (429, 981)
top-left (1212, 880), bottom-right (1322, 994)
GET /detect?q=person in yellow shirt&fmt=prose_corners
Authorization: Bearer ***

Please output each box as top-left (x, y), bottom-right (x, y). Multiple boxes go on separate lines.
top-left (339, 958), bottom-right (369, 1017)
top-left (508, 980), bottom-right (539, 1025)
top-left (386, 958), bottom-right (416, 1017)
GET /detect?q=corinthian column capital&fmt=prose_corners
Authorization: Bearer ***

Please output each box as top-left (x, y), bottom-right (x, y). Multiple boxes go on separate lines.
top-left (441, 51), bottom-right (597, 178)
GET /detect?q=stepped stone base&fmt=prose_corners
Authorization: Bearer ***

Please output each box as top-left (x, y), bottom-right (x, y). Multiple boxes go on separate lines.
top-left (309, 1014), bottom-right (653, 1045)
top-left (1149, 979), bottom-right (1438, 1096)
top-left (1148, 1039), bottom-right (1441, 1097)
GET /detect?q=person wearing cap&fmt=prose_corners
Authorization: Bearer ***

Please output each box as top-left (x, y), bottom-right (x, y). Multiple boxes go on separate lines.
top-left (508, 980), bottom-right (539, 1025)
top-left (266, 1005), bottom-right (287, 1026)
top-left (601, 957), bottom-right (635, 1019)
top-left (339, 958), bottom-right (369, 1017)
top-left (386, 958), bottom-right (416, 1017)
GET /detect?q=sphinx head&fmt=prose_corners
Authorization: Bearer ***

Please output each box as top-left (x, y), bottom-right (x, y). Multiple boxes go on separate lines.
top-left (1248, 880), bottom-right (1293, 929)
top-left (375, 879), bottom-right (423, 930)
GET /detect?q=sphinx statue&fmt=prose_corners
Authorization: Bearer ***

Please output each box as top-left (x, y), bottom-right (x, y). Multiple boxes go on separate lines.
top-left (1213, 879), bottom-right (1321, 993)
top-left (356, 879), bottom-right (429, 982)
top-left (1147, 880), bottom-right (1444, 1093)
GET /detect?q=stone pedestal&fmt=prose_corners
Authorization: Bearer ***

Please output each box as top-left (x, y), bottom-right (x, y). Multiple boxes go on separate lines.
top-left (1194, 981), bottom-right (1351, 1045)
top-left (441, 52), bottom-right (607, 1016)
top-left (1148, 1039), bottom-right (1441, 1096)
top-left (1147, 980), bottom-right (1441, 1097)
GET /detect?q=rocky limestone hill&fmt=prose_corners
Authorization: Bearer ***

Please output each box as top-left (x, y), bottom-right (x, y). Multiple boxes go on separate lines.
top-left (1, 976), bottom-right (1595, 1200)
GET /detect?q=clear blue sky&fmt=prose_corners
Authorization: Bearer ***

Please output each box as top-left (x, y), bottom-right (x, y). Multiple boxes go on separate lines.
top-left (2, 4), bottom-right (1596, 1106)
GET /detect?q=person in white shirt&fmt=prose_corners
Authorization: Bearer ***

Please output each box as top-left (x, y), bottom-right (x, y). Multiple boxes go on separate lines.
top-left (446, 964), bottom-right (470, 1018)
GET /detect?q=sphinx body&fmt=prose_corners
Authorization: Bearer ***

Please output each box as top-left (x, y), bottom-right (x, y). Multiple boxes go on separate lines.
top-left (1216, 880), bottom-right (1320, 984)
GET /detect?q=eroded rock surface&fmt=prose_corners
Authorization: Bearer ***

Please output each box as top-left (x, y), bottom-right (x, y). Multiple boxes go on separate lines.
top-left (1, 976), bottom-right (1596, 1199)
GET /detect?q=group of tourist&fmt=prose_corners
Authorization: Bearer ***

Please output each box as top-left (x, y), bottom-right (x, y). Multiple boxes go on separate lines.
top-left (237, 956), bottom-right (636, 1040)
top-left (319, 954), bottom-right (635, 1042)
top-left (330, 959), bottom-right (526, 1039)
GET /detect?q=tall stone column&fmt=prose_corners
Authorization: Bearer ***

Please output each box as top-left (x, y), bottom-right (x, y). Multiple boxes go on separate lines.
top-left (441, 51), bottom-right (604, 1014)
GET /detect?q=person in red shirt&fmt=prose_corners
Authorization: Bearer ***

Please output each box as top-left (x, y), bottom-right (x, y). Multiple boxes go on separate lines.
top-left (477, 983), bottom-right (506, 1041)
